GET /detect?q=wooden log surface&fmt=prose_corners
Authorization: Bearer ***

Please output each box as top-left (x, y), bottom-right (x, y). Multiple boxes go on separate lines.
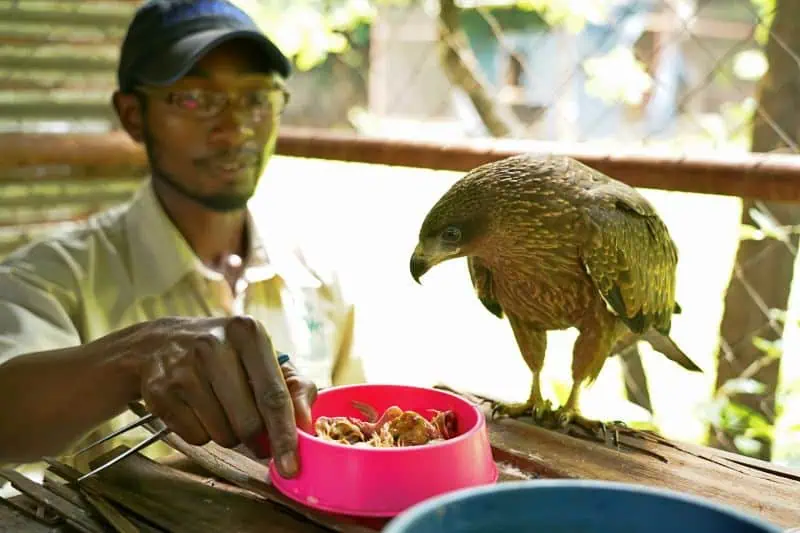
top-left (0, 468), bottom-right (105, 533)
top-left (4, 387), bottom-right (800, 532)
top-left (3, 130), bottom-right (800, 202)
top-left (81, 449), bottom-right (336, 533)
top-left (0, 499), bottom-right (70, 533)
top-left (442, 387), bottom-right (800, 530)
top-left (128, 388), bottom-right (800, 530)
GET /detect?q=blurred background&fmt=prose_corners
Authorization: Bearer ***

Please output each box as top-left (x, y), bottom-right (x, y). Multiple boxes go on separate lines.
top-left (1, 0), bottom-right (799, 468)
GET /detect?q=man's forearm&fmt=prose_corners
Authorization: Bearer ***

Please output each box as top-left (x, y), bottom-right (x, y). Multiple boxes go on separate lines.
top-left (0, 337), bottom-right (140, 463)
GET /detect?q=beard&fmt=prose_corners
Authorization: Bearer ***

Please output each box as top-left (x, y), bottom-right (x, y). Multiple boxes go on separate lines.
top-left (141, 127), bottom-right (264, 213)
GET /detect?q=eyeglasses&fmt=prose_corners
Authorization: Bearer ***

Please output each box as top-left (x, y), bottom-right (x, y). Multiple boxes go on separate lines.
top-left (135, 75), bottom-right (290, 121)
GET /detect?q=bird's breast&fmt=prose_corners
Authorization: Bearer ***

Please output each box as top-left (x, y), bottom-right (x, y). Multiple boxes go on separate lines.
top-left (490, 257), bottom-right (597, 330)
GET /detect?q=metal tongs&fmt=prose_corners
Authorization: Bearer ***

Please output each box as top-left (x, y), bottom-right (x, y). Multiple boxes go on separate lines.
top-left (68, 401), bottom-right (170, 483)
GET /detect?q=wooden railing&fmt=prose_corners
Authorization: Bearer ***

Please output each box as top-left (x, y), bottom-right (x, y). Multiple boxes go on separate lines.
top-left (3, 128), bottom-right (800, 202)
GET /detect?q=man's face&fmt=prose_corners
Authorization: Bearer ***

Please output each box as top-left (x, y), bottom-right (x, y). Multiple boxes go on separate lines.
top-left (115, 39), bottom-right (287, 212)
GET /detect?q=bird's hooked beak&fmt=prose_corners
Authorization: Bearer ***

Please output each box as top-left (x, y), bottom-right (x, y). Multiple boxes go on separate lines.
top-left (409, 241), bottom-right (460, 284)
top-left (410, 244), bottom-right (430, 284)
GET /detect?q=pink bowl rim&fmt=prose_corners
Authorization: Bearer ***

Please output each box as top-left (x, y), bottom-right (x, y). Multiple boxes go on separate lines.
top-left (297, 383), bottom-right (487, 452)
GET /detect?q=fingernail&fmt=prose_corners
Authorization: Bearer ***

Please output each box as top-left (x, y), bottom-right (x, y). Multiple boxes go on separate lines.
top-left (279, 452), bottom-right (298, 477)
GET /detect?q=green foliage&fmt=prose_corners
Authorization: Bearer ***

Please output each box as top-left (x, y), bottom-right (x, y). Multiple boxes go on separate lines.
top-left (701, 378), bottom-right (776, 457)
top-left (514, 0), bottom-right (622, 33)
top-left (750, 0), bottom-right (776, 46)
top-left (233, 0), bottom-right (381, 71)
top-left (233, 0), bottom-right (626, 71)
top-left (231, 0), bottom-right (696, 112)
top-left (727, 205), bottom-right (800, 458)
top-left (583, 46), bottom-right (652, 106)
top-left (701, 324), bottom-right (785, 456)
top-left (740, 206), bottom-right (800, 243)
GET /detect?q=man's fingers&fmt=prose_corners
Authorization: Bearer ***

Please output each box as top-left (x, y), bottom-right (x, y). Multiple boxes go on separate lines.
top-left (197, 331), bottom-right (265, 448)
top-left (141, 360), bottom-right (209, 446)
top-left (281, 360), bottom-right (317, 432)
top-left (226, 316), bottom-right (299, 478)
top-left (179, 344), bottom-right (239, 448)
top-left (286, 375), bottom-right (315, 433)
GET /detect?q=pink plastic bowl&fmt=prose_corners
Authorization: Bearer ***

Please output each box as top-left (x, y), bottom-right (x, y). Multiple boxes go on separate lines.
top-left (268, 383), bottom-right (498, 517)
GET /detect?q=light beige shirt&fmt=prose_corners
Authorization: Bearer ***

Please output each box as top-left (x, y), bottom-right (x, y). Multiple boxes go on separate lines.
top-left (0, 179), bottom-right (364, 467)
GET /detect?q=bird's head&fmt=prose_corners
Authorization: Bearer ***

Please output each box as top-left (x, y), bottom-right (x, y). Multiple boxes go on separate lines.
top-left (410, 170), bottom-right (492, 284)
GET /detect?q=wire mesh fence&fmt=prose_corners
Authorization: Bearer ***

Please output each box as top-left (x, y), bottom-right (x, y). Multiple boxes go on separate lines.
top-left (1, 0), bottom-right (800, 465)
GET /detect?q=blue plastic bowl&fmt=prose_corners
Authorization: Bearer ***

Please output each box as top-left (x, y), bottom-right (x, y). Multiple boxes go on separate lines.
top-left (383, 480), bottom-right (783, 533)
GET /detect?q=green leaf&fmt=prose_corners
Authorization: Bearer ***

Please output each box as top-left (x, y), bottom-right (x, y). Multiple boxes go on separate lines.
top-left (750, 0), bottom-right (776, 45)
top-left (696, 397), bottom-right (728, 427)
top-left (751, 336), bottom-right (783, 358)
top-left (748, 207), bottom-right (788, 242)
top-left (768, 308), bottom-right (789, 324)
top-left (722, 402), bottom-right (773, 434)
top-left (514, 0), bottom-right (616, 33)
top-left (583, 46), bottom-right (652, 105)
top-left (720, 378), bottom-right (767, 396)
top-left (739, 224), bottom-right (766, 241)
top-left (703, 398), bottom-right (774, 435)
top-left (734, 435), bottom-right (763, 456)
top-left (743, 424), bottom-right (774, 441)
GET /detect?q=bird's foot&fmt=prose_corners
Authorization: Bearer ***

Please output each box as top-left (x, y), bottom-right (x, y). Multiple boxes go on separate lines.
top-left (531, 398), bottom-right (555, 425)
top-left (554, 407), bottom-right (613, 444)
top-left (492, 398), bottom-right (555, 425)
top-left (491, 400), bottom-right (534, 419)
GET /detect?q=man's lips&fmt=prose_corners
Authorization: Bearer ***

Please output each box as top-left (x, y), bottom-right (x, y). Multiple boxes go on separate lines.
top-left (217, 160), bottom-right (247, 173)
top-left (210, 155), bottom-right (258, 176)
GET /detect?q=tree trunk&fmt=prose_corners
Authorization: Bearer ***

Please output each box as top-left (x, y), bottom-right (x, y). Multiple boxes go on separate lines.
top-left (436, 0), bottom-right (523, 137)
top-left (709, 0), bottom-right (800, 459)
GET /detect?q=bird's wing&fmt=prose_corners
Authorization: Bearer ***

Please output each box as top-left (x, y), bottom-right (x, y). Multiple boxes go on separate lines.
top-left (468, 256), bottom-right (504, 318)
top-left (580, 182), bottom-right (679, 335)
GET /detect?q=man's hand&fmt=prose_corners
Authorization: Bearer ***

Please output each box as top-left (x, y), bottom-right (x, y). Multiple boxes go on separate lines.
top-left (120, 315), bottom-right (316, 478)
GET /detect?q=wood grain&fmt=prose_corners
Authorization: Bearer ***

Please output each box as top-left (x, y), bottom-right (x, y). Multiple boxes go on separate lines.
top-left (0, 497), bottom-right (72, 533)
top-left (443, 388), bottom-right (800, 530)
top-left (73, 448), bottom-right (335, 533)
top-left (125, 402), bottom-right (377, 533)
top-left (0, 468), bottom-right (105, 533)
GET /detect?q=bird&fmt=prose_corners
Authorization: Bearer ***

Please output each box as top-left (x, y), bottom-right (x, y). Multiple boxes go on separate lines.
top-left (409, 153), bottom-right (702, 437)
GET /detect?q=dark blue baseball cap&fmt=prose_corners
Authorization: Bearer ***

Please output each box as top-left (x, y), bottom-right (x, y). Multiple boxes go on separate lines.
top-left (117, 0), bottom-right (291, 92)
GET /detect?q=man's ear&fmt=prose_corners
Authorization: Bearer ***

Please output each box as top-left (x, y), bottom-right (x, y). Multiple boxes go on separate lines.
top-left (112, 90), bottom-right (145, 143)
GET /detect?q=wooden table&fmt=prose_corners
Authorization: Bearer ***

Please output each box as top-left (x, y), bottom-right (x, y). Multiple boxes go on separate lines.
top-left (1, 496), bottom-right (72, 532)
top-left (3, 388), bottom-right (800, 532)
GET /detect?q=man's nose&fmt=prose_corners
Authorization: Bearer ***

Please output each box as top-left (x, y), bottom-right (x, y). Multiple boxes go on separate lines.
top-left (209, 106), bottom-right (256, 146)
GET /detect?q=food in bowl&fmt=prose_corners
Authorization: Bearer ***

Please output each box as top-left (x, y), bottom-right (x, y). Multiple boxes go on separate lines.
top-left (268, 383), bottom-right (498, 518)
top-left (314, 400), bottom-right (458, 448)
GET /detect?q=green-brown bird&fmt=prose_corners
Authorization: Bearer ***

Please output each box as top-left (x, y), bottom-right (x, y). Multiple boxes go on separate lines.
top-left (409, 154), bottom-right (702, 433)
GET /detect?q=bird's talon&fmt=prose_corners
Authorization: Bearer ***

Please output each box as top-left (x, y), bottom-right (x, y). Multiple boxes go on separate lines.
top-left (491, 401), bottom-right (533, 419)
top-left (531, 400), bottom-right (553, 423)
top-left (554, 408), bottom-right (574, 428)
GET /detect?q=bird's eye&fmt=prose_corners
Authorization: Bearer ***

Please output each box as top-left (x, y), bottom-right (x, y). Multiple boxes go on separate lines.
top-left (441, 226), bottom-right (462, 243)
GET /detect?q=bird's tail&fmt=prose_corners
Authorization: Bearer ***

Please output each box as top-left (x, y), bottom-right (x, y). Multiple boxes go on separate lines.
top-left (641, 330), bottom-right (703, 372)
top-left (611, 330), bottom-right (703, 373)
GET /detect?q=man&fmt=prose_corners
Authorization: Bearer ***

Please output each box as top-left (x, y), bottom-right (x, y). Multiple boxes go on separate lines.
top-left (0, 0), bottom-right (364, 478)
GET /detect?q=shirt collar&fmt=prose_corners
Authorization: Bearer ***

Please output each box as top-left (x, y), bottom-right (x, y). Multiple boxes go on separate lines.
top-left (124, 179), bottom-right (321, 299)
